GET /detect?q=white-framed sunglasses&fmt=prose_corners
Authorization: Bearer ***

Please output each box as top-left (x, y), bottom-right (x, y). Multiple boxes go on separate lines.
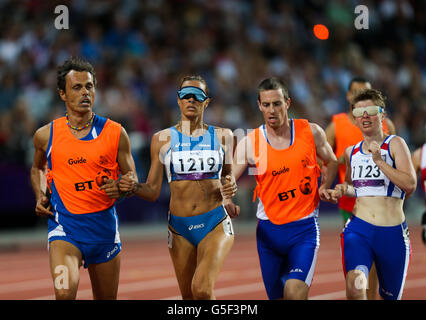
top-left (352, 105), bottom-right (383, 118)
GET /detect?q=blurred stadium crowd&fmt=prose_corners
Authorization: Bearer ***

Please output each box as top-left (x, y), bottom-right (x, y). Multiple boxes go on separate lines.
top-left (0, 0), bottom-right (424, 224)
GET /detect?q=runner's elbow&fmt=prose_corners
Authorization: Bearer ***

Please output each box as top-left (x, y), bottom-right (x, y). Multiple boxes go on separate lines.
top-left (403, 181), bottom-right (416, 196)
top-left (134, 183), bottom-right (161, 202)
top-left (146, 187), bottom-right (161, 202)
top-left (150, 192), bottom-right (161, 202)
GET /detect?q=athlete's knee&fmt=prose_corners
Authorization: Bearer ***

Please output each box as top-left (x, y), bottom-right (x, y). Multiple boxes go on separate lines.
top-left (51, 264), bottom-right (79, 300)
top-left (191, 279), bottom-right (214, 300)
top-left (53, 278), bottom-right (79, 300)
top-left (55, 288), bottom-right (77, 300)
top-left (346, 285), bottom-right (366, 300)
top-left (346, 270), bottom-right (367, 300)
top-left (284, 279), bottom-right (308, 300)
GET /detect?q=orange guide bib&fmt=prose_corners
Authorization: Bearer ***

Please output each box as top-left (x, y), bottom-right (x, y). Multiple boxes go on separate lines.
top-left (48, 117), bottom-right (121, 214)
top-left (248, 119), bottom-right (320, 225)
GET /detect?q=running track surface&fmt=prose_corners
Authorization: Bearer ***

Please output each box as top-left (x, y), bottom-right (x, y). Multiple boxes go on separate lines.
top-left (0, 226), bottom-right (425, 300)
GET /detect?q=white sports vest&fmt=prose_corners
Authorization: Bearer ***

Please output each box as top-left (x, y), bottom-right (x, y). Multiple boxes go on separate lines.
top-left (350, 135), bottom-right (405, 199)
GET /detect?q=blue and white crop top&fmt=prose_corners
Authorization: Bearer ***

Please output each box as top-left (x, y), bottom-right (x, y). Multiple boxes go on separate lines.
top-left (163, 126), bottom-right (224, 183)
top-left (350, 135), bottom-right (405, 199)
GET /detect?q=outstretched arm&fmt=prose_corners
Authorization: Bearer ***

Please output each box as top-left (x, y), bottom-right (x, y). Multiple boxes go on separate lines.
top-left (233, 135), bottom-right (251, 181)
top-left (218, 128), bottom-right (240, 218)
top-left (310, 123), bottom-right (338, 201)
top-left (218, 128), bottom-right (237, 199)
top-left (327, 147), bottom-right (356, 203)
top-left (119, 130), bottom-right (166, 202)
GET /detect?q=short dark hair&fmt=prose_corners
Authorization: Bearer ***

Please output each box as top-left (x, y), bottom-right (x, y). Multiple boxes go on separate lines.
top-left (348, 76), bottom-right (370, 91)
top-left (257, 77), bottom-right (289, 101)
top-left (350, 88), bottom-right (386, 110)
top-left (57, 57), bottom-right (97, 91)
top-left (179, 75), bottom-right (209, 96)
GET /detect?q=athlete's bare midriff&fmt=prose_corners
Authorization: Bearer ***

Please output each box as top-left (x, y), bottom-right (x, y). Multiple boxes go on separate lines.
top-left (354, 196), bottom-right (405, 226)
top-left (169, 179), bottom-right (223, 217)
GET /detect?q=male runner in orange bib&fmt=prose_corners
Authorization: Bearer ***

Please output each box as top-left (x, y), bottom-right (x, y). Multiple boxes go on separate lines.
top-left (232, 77), bottom-right (338, 299)
top-left (31, 58), bottom-right (137, 299)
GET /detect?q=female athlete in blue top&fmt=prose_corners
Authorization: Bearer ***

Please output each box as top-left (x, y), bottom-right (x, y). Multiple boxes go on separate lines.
top-left (119, 75), bottom-right (238, 299)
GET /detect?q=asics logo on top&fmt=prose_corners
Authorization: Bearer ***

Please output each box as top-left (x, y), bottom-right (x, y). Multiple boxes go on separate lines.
top-left (174, 143), bottom-right (191, 148)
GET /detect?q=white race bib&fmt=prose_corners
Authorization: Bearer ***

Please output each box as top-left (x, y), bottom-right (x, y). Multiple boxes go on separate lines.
top-left (172, 150), bottom-right (221, 174)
